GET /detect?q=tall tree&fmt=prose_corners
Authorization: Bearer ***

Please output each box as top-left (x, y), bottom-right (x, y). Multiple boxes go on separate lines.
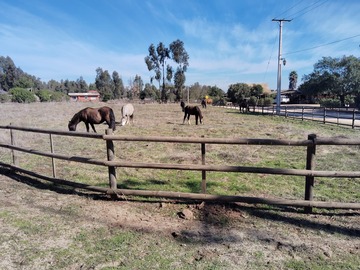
top-left (95, 68), bottom-right (113, 101)
top-left (132, 75), bottom-right (143, 99)
top-left (288, 71), bottom-right (298, 90)
top-left (112, 71), bottom-right (124, 99)
top-left (170, 39), bottom-right (189, 101)
top-left (145, 40), bottom-right (189, 102)
top-left (145, 42), bottom-right (171, 102)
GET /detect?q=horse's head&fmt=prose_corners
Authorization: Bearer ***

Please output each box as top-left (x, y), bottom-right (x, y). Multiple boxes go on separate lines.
top-left (68, 121), bottom-right (76, 131)
top-left (180, 101), bottom-right (185, 112)
top-left (120, 117), bottom-right (127, 126)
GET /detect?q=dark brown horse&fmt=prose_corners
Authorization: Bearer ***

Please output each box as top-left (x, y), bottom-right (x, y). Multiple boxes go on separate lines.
top-left (180, 102), bottom-right (203, 125)
top-left (201, 99), bottom-right (207, 109)
top-left (239, 99), bottom-right (250, 113)
top-left (68, 106), bottom-right (116, 132)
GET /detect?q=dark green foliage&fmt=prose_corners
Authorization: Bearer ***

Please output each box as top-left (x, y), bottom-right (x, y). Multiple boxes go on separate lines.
top-left (9, 87), bottom-right (36, 103)
top-left (299, 55), bottom-right (360, 107)
top-left (36, 89), bottom-right (52, 102)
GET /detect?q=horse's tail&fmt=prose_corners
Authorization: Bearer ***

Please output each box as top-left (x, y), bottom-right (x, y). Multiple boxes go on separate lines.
top-left (110, 108), bottom-right (116, 130)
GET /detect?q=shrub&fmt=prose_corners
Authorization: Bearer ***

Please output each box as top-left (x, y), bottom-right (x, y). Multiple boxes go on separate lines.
top-left (0, 93), bottom-right (10, 103)
top-left (36, 89), bottom-right (52, 102)
top-left (51, 91), bottom-right (68, 102)
top-left (319, 98), bottom-right (341, 108)
top-left (9, 88), bottom-right (36, 103)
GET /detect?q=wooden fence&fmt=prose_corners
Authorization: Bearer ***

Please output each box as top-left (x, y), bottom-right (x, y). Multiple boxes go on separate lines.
top-left (0, 124), bottom-right (360, 213)
top-left (225, 105), bottom-right (360, 129)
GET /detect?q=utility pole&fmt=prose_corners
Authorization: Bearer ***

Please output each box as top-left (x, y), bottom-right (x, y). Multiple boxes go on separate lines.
top-left (272, 19), bottom-right (291, 114)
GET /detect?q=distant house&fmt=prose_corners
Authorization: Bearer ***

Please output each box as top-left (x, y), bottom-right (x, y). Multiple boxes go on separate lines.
top-left (68, 90), bottom-right (100, 102)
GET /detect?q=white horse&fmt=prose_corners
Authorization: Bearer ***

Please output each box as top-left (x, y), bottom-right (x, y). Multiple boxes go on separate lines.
top-left (120, 103), bottom-right (134, 126)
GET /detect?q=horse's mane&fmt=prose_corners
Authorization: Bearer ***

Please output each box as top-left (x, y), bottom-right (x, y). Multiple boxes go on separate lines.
top-left (69, 110), bottom-right (82, 125)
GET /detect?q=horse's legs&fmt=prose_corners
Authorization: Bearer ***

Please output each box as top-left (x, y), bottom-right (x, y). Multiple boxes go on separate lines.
top-left (85, 122), bottom-right (90, 132)
top-left (90, 123), bottom-right (97, 133)
top-left (130, 114), bottom-right (134, 125)
top-left (183, 113), bottom-right (187, 124)
top-left (195, 115), bottom-right (198, 125)
top-left (187, 114), bottom-right (191, 125)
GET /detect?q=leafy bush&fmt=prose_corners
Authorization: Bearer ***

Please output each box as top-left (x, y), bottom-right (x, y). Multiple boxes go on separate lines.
top-left (9, 87), bottom-right (36, 103)
top-left (51, 91), bottom-right (68, 102)
top-left (36, 89), bottom-right (52, 102)
top-left (319, 98), bottom-right (341, 108)
top-left (257, 98), bottom-right (273, 107)
top-left (248, 96), bottom-right (257, 107)
top-left (0, 93), bottom-right (10, 103)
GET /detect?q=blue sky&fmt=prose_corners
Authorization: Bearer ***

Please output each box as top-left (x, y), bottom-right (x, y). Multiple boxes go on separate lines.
top-left (0, 0), bottom-right (359, 91)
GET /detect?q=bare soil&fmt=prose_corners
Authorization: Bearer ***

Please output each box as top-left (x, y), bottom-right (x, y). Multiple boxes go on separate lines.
top-left (1, 167), bottom-right (359, 269)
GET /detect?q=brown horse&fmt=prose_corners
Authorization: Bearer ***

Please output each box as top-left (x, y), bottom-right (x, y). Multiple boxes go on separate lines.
top-left (239, 99), bottom-right (250, 113)
top-left (201, 99), bottom-right (207, 109)
top-left (68, 106), bottom-right (116, 132)
top-left (180, 102), bottom-right (203, 125)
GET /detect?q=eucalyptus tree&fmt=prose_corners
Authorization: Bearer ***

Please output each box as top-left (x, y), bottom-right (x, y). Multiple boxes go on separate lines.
top-left (170, 39), bottom-right (189, 101)
top-left (145, 39), bottom-right (189, 102)
top-left (112, 71), bottom-right (124, 99)
top-left (95, 67), bottom-right (113, 101)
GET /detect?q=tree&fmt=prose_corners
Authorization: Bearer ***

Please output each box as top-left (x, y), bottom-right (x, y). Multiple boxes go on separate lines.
top-left (299, 56), bottom-right (360, 106)
top-left (170, 39), bottom-right (189, 101)
top-left (227, 83), bottom-right (251, 103)
top-left (76, 76), bottom-right (88, 92)
top-left (288, 71), bottom-right (298, 90)
top-left (132, 75), bottom-right (143, 99)
top-left (112, 71), bottom-right (124, 99)
top-left (145, 40), bottom-right (189, 102)
top-left (95, 68), bottom-right (113, 101)
top-left (145, 42), bottom-right (171, 102)
top-left (250, 84), bottom-right (263, 97)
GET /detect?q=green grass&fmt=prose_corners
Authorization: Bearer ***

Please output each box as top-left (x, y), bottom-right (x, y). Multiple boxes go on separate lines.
top-left (48, 227), bottom-right (228, 270)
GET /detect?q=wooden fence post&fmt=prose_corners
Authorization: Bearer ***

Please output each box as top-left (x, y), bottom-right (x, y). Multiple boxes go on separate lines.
top-left (301, 106), bottom-right (304, 121)
top-left (49, 134), bottom-right (56, 178)
top-left (106, 129), bottom-right (117, 196)
top-left (352, 109), bottom-right (355, 129)
top-left (201, 136), bottom-right (207, 193)
top-left (9, 123), bottom-right (18, 166)
top-left (304, 133), bottom-right (317, 213)
top-left (323, 108), bottom-right (326, 124)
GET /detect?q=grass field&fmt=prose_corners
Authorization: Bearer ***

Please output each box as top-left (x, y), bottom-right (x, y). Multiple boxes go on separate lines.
top-left (0, 101), bottom-right (359, 269)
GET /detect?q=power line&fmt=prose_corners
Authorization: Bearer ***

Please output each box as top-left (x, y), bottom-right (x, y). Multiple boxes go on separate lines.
top-left (274, 0), bottom-right (303, 20)
top-left (287, 0), bottom-right (329, 20)
top-left (283, 34), bottom-right (360, 55)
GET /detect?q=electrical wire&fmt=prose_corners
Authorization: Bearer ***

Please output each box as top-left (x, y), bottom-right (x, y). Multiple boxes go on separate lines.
top-left (283, 34), bottom-right (360, 55)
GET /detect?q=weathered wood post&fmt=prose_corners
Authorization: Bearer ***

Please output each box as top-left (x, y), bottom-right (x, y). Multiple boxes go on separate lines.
top-left (9, 123), bottom-right (18, 166)
top-left (352, 109), bottom-right (355, 129)
top-left (49, 133), bottom-right (56, 178)
top-left (105, 129), bottom-right (117, 198)
top-left (323, 107), bottom-right (326, 124)
top-left (301, 106), bottom-right (304, 121)
top-left (304, 133), bottom-right (317, 213)
top-left (201, 136), bottom-right (207, 193)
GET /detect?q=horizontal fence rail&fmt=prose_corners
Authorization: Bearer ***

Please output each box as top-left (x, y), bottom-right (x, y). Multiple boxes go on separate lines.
top-left (222, 105), bottom-right (360, 129)
top-left (0, 124), bottom-right (360, 213)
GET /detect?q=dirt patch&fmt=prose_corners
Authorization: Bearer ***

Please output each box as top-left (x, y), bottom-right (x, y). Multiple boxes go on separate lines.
top-left (0, 168), bottom-right (359, 269)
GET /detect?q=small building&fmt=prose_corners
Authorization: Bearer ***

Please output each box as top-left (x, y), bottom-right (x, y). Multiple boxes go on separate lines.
top-left (68, 90), bottom-right (100, 102)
